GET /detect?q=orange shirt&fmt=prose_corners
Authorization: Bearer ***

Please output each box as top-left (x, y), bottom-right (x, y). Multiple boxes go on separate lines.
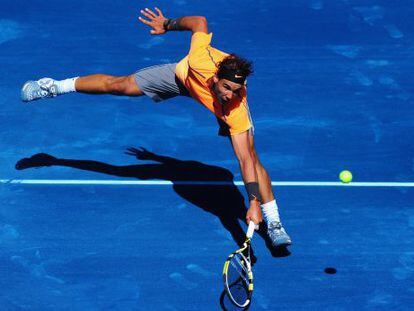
top-left (175, 32), bottom-right (252, 136)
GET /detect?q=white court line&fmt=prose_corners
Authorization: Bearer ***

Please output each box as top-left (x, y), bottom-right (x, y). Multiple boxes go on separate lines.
top-left (0, 179), bottom-right (414, 187)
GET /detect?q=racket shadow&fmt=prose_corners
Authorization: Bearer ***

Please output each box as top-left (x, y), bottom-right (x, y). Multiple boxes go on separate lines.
top-left (15, 148), bottom-right (288, 258)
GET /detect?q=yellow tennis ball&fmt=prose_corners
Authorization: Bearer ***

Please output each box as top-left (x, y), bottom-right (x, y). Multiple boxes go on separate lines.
top-left (339, 170), bottom-right (353, 183)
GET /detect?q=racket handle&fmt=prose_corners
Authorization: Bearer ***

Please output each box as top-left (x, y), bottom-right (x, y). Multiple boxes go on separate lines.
top-left (246, 221), bottom-right (257, 239)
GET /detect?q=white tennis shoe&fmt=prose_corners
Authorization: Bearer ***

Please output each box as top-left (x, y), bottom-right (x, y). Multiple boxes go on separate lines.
top-left (21, 78), bottom-right (58, 102)
top-left (267, 221), bottom-right (292, 247)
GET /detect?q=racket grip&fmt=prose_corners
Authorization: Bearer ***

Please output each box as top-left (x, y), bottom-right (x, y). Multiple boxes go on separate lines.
top-left (246, 221), bottom-right (257, 239)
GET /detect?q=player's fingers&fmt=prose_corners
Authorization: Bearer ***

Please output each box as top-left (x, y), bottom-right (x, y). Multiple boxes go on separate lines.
top-left (138, 16), bottom-right (152, 26)
top-left (125, 148), bottom-right (137, 155)
top-left (125, 148), bottom-right (137, 154)
top-left (154, 7), bottom-right (163, 17)
top-left (145, 7), bottom-right (157, 18)
top-left (152, 30), bottom-right (165, 35)
top-left (140, 10), bottom-right (154, 20)
top-left (248, 215), bottom-right (261, 226)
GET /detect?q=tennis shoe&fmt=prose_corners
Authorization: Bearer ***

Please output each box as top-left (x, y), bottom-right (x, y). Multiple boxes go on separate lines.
top-left (267, 221), bottom-right (292, 247)
top-left (21, 78), bottom-right (58, 102)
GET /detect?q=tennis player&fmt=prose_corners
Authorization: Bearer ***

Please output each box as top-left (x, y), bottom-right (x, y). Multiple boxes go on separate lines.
top-left (21, 8), bottom-right (291, 247)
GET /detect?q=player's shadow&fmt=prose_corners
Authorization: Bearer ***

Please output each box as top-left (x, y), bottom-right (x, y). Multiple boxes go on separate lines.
top-left (15, 148), bottom-right (290, 258)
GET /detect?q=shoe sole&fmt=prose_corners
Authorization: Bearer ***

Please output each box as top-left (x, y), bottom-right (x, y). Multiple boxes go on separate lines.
top-left (273, 240), bottom-right (292, 248)
top-left (21, 81), bottom-right (34, 102)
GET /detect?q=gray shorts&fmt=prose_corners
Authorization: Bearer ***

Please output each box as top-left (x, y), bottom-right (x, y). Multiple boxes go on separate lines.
top-left (134, 62), bottom-right (252, 137)
top-left (134, 63), bottom-right (190, 102)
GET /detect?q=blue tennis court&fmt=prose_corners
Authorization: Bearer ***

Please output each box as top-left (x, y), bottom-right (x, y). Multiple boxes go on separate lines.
top-left (1, 0), bottom-right (413, 310)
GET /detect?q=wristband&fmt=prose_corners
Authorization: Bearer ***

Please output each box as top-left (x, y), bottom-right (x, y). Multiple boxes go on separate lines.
top-left (245, 182), bottom-right (262, 202)
top-left (163, 19), bottom-right (170, 31)
top-left (163, 17), bottom-right (182, 31)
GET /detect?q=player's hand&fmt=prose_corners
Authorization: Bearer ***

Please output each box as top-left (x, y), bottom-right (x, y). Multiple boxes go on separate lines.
top-left (125, 147), bottom-right (155, 160)
top-left (246, 200), bottom-right (263, 226)
top-left (138, 7), bottom-right (168, 35)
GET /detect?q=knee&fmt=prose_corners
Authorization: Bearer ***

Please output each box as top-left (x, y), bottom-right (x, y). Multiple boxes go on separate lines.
top-left (105, 76), bottom-right (128, 94)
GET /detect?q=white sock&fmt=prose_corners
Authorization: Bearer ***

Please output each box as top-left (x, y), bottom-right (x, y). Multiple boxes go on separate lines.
top-left (55, 77), bottom-right (79, 94)
top-left (261, 199), bottom-right (281, 223)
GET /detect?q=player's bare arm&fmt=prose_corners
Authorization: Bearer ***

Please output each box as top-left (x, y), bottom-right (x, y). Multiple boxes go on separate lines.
top-left (73, 9), bottom-right (208, 95)
top-left (138, 7), bottom-right (208, 34)
top-left (231, 130), bottom-right (263, 225)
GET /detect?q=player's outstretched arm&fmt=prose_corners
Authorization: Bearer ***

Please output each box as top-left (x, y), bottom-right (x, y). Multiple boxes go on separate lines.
top-left (125, 147), bottom-right (181, 165)
top-left (231, 131), bottom-right (263, 225)
top-left (138, 7), bottom-right (208, 35)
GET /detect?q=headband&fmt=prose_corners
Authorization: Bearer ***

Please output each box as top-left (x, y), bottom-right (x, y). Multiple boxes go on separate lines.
top-left (217, 68), bottom-right (246, 85)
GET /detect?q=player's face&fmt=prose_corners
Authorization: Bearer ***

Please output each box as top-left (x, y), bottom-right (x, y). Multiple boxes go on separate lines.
top-left (212, 77), bottom-right (243, 105)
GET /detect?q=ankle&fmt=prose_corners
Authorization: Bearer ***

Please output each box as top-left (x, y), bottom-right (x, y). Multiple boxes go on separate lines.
top-left (55, 77), bottom-right (79, 94)
top-left (261, 199), bottom-right (281, 223)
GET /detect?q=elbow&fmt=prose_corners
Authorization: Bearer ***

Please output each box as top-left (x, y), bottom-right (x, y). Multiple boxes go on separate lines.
top-left (237, 149), bottom-right (258, 168)
top-left (238, 156), bottom-right (255, 176)
top-left (237, 153), bottom-right (255, 168)
top-left (196, 16), bottom-right (207, 26)
top-left (193, 16), bottom-right (208, 33)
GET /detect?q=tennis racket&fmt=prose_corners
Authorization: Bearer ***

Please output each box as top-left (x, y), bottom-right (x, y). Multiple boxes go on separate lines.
top-left (223, 221), bottom-right (257, 308)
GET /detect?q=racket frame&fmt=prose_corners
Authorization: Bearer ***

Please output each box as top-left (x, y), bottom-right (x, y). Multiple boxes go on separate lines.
top-left (222, 221), bottom-right (256, 308)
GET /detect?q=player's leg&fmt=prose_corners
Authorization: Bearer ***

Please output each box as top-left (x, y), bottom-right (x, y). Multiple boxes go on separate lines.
top-left (75, 74), bottom-right (143, 96)
top-left (21, 74), bottom-right (143, 102)
top-left (248, 132), bottom-right (292, 247)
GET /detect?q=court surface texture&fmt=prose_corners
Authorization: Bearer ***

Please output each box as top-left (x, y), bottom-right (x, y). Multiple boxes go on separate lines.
top-left (1, 0), bottom-right (413, 310)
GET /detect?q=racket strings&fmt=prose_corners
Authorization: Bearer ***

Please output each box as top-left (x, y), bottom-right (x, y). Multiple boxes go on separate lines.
top-left (227, 253), bottom-right (250, 306)
top-left (230, 257), bottom-right (249, 285)
top-left (235, 254), bottom-right (249, 274)
top-left (229, 253), bottom-right (250, 286)
top-left (223, 230), bottom-right (254, 308)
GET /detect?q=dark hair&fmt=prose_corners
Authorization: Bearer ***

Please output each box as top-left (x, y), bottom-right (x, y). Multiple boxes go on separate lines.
top-left (216, 54), bottom-right (253, 79)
